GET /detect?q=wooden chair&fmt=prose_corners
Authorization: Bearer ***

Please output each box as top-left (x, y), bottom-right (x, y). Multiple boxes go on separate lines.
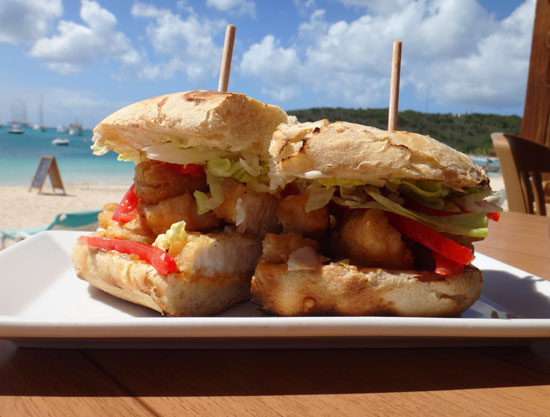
top-left (491, 132), bottom-right (550, 215)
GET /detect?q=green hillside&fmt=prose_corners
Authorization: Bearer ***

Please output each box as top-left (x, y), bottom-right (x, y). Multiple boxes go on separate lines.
top-left (287, 108), bottom-right (522, 155)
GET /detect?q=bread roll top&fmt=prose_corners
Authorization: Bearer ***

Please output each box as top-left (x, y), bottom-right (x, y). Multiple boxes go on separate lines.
top-left (269, 120), bottom-right (488, 189)
top-left (92, 90), bottom-right (289, 163)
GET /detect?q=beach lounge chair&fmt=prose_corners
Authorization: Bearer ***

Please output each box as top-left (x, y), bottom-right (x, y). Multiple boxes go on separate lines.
top-left (0, 209), bottom-right (101, 248)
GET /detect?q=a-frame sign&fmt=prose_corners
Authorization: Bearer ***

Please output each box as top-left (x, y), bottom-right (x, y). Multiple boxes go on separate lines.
top-left (29, 155), bottom-right (66, 195)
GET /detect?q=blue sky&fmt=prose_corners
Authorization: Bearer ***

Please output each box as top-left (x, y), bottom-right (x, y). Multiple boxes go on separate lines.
top-left (0, 0), bottom-right (535, 129)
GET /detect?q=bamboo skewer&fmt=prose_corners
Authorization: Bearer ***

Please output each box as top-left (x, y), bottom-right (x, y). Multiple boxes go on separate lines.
top-left (218, 25), bottom-right (236, 93)
top-left (388, 40), bottom-right (402, 131)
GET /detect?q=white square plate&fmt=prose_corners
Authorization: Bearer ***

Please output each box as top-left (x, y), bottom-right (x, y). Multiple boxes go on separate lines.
top-left (1, 231), bottom-right (549, 348)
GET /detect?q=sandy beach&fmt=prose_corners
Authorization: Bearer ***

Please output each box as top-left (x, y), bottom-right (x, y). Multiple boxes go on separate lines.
top-left (0, 181), bottom-right (132, 230)
top-left (0, 174), bottom-right (508, 232)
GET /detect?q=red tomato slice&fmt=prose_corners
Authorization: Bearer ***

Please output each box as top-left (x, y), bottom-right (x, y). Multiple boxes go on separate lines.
top-left (78, 236), bottom-right (178, 276)
top-left (487, 212), bottom-right (500, 222)
top-left (387, 213), bottom-right (475, 265)
top-left (176, 163), bottom-right (205, 179)
top-left (112, 184), bottom-right (139, 224)
top-left (432, 251), bottom-right (465, 276)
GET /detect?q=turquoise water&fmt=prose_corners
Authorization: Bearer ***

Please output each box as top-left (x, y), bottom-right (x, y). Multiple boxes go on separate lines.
top-left (0, 126), bottom-right (134, 185)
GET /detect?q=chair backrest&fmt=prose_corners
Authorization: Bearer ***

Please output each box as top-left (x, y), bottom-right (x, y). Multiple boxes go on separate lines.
top-left (491, 132), bottom-right (550, 215)
top-left (46, 209), bottom-right (101, 231)
top-left (521, 0), bottom-right (550, 147)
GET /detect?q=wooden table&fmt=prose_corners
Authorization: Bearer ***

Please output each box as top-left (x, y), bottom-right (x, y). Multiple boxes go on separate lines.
top-left (1, 212), bottom-right (550, 416)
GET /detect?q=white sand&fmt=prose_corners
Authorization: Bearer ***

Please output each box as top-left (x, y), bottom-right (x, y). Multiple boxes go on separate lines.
top-left (0, 181), bottom-right (132, 230)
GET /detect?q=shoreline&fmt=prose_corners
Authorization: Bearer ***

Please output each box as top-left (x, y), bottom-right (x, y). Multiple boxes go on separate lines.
top-left (0, 174), bottom-right (508, 232)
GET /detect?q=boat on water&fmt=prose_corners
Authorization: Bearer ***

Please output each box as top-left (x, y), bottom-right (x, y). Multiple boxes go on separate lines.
top-left (33, 96), bottom-right (46, 131)
top-left (68, 123), bottom-right (83, 136)
top-left (52, 138), bottom-right (69, 146)
top-left (56, 125), bottom-right (68, 133)
top-left (8, 124), bottom-right (24, 134)
top-left (470, 155), bottom-right (500, 173)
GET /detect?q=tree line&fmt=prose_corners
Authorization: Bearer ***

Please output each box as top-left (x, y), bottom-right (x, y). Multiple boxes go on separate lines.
top-left (287, 107), bottom-right (522, 155)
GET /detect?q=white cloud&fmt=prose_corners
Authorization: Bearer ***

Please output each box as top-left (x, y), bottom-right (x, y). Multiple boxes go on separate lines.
top-left (0, 0), bottom-right (62, 44)
top-left (132, 2), bottom-right (225, 81)
top-left (241, 35), bottom-right (302, 99)
top-left (297, 9), bottom-right (329, 44)
top-left (29, 0), bottom-right (140, 74)
top-left (206, 0), bottom-right (256, 17)
top-left (242, 0), bottom-right (535, 111)
top-left (428, 0), bottom-right (535, 109)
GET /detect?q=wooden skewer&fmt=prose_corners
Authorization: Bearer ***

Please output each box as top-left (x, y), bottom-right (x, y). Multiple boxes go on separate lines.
top-left (388, 40), bottom-right (402, 131)
top-left (218, 25), bottom-right (236, 93)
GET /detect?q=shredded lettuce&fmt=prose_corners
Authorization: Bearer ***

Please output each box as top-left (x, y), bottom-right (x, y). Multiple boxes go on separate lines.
top-left (388, 179), bottom-right (450, 198)
top-left (194, 169), bottom-right (224, 214)
top-left (317, 178), bottom-right (366, 187)
top-left (91, 138), bottom-right (110, 156)
top-left (333, 190), bottom-right (488, 238)
top-left (246, 177), bottom-right (271, 193)
top-left (207, 158), bottom-right (252, 183)
top-left (338, 184), bottom-right (367, 202)
top-left (117, 149), bottom-right (146, 163)
top-left (239, 155), bottom-right (264, 177)
top-left (455, 188), bottom-right (503, 213)
top-left (195, 157), bottom-right (274, 213)
top-left (91, 137), bottom-right (144, 163)
top-left (153, 220), bottom-right (188, 251)
top-left (387, 179), bottom-right (451, 209)
top-left (305, 182), bottom-right (335, 213)
top-left (366, 190), bottom-right (488, 238)
top-left (143, 144), bottom-right (225, 165)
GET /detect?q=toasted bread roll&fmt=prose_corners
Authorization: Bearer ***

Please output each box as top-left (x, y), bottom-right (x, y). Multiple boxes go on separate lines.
top-left (269, 120), bottom-right (488, 189)
top-left (93, 90), bottom-right (289, 162)
top-left (72, 230), bottom-right (262, 316)
top-left (250, 233), bottom-right (482, 317)
top-left (252, 261), bottom-right (482, 317)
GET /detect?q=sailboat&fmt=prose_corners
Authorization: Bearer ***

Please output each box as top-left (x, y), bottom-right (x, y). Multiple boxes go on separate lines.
top-left (33, 95), bottom-right (46, 131)
top-left (8, 123), bottom-right (24, 134)
top-left (68, 121), bottom-right (83, 136)
top-left (9, 99), bottom-right (28, 134)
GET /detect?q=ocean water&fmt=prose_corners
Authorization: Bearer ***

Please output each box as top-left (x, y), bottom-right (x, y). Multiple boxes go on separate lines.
top-left (0, 126), bottom-right (134, 185)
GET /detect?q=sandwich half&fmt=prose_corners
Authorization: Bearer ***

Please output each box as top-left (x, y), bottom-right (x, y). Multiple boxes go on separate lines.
top-left (251, 120), bottom-right (502, 317)
top-left (72, 90), bottom-right (289, 316)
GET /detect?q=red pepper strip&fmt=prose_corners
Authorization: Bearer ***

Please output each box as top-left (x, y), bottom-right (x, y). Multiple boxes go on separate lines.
top-left (112, 184), bottom-right (139, 224)
top-left (387, 213), bottom-right (475, 265)
top-left (487, 212), bottom-right (500, 222)
top-left (78, 236), bottom-right (179, 276)
top-left (432, 251), bottom-right (465, 276)
top-left (176, 163), bottom-right (205, 179)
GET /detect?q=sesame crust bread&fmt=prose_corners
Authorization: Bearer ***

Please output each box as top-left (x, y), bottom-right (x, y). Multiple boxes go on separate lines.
top-left (93, 90), bottom-right (289, 161)
top-left (270, 120), bottom-right (488, 189)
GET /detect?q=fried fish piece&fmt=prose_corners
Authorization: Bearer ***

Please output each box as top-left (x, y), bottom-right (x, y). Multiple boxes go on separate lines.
top-left (98, 203), bottom-right (155, 244)
top-left (213, 178), bottom-right (280, 235)
top-left (139, 193), bottom-right (221, 235)
top-left (134, 160), bottom-right (207, 204)
top-left (276, 194), bottom-right (329, 238)
top-left (331, 209), bottom-right (414, 270)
